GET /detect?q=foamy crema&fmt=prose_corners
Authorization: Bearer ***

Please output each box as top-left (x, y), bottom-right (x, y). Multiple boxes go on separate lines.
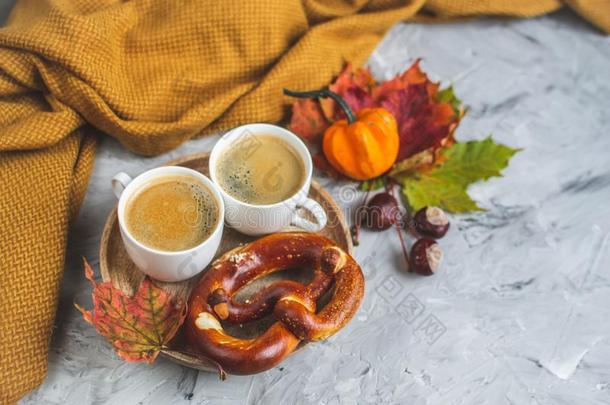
top-left (125, 174), bottom-right (219, 252)
top-left (112, 166), bottom-right (224, 282)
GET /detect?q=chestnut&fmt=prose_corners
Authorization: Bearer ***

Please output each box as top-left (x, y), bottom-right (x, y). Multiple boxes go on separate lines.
top-left (413, 206), bottom-right (449, 239)
top-left (360, 192), bottom-right (402, 231)
top-left (409, 238), bottom-right (443, 276)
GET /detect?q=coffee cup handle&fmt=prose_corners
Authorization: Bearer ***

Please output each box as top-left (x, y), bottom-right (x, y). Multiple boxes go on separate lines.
top-left (112, 172), bottom-right (133, 199)
top-left (290, 196), bottom-right (327, 232)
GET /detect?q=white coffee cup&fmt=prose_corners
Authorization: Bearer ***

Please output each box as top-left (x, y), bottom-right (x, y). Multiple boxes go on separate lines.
top-left (111, 166), bottom-right (225, 282)
top-left (209, 123), bottom-right (327, 236)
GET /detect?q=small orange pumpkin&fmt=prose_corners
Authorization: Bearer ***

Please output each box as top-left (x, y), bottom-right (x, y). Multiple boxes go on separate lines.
top-left (284, 88), bottom-right (399, 180)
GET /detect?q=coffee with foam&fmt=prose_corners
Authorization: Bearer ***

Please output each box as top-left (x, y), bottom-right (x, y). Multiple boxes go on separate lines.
top-left (215, 135), bottom-right (305, 205)
top-left (125, 174), bottom-right (219, 252)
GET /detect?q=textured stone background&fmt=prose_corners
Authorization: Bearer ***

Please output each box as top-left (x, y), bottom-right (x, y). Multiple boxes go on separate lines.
top-left (3, 3), bottom-right (610, 404)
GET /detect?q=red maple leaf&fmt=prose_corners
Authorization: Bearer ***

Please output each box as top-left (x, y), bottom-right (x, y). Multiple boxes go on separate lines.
top-left (379, 83), bottom-right (455, 161)
top-left (75, 259), bottom-right (187, 363)
top-left (75, 259), bottom-right (225, 378)
top-left (320, 63), bottom-right (375, 121)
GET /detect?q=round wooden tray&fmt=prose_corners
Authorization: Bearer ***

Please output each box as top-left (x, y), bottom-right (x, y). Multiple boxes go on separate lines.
top-left (99, 151), bottom-right (352, 372)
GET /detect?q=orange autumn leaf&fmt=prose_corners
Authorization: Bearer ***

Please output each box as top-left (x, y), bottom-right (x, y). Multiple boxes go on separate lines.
top-left (288, 98), bottom-right (329, 142)
top-left (75, 259), bottom-right (187, 364)
top-left (320, 63), bottom-right (375, 121)
top-left (373, 59), bottom-right (439, 101)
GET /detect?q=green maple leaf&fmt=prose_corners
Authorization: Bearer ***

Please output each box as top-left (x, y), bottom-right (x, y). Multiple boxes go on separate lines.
top-left (359, 177), bottom-right (386, 191)
top-left (395, 137), bottom-right (520, 213)
top-left (401, 174), bottom-right (482, 213)
top-left (435, 86), bottom-right (462, 115)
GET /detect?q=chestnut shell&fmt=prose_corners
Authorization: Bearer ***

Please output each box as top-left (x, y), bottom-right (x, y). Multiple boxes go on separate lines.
top-left (360, 192), bottom-right (401, 231)
top-left (413, 206), bottom-right (450, 239)
top-left (409, 238), bottom-right (443, 276)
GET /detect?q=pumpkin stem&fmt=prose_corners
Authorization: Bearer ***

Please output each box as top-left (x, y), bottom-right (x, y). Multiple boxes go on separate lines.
top-left (283, 88), bottom-right (357, 124)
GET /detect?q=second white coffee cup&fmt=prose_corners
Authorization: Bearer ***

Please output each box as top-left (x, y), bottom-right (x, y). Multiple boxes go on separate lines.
top-left (209, 123), bottom-right (327, 236)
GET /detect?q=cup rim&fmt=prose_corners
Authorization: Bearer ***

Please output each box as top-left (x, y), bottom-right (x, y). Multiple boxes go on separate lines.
top-left (209, 123), bottom-right (313, 209)
top-left (117, 166), bottom-right (225, 256)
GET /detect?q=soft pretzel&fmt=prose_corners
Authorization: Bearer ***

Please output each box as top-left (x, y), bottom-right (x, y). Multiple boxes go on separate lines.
top-left (185, 232), bottom-right (364, 375)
